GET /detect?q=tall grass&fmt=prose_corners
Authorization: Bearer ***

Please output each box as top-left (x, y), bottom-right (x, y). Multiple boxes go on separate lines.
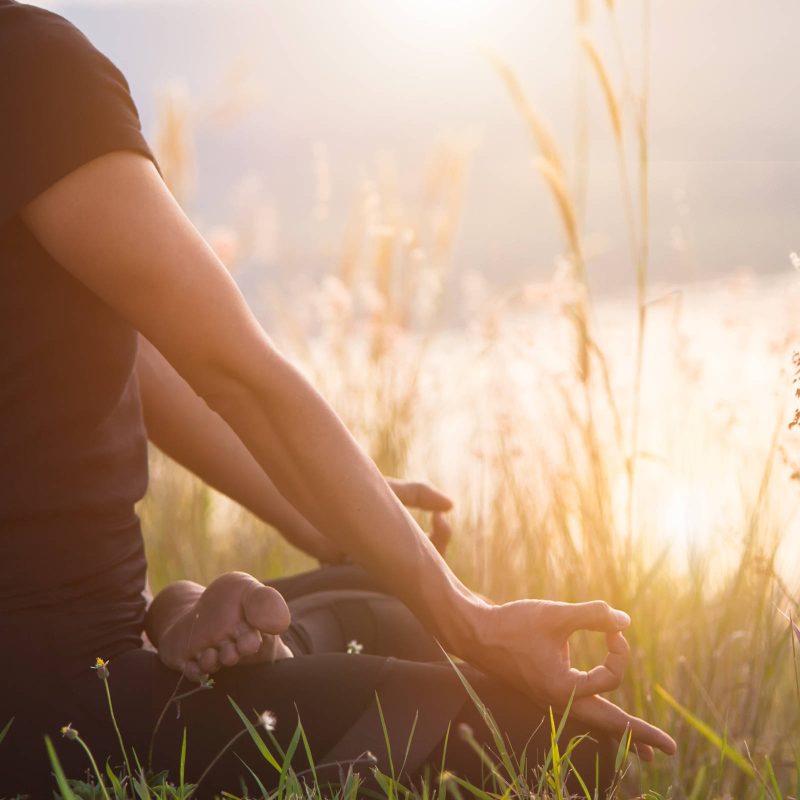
top-left (130, 2), bottom-right (800, 798)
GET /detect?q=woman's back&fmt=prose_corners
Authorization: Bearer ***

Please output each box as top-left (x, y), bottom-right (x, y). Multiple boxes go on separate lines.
top-left (0, 0), bottom-right (152, 521)
top-left (0, 5), bottom-right (156, 781)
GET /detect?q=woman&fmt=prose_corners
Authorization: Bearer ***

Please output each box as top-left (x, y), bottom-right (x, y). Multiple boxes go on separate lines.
top-left (0, 2), bottom-right (675, 796)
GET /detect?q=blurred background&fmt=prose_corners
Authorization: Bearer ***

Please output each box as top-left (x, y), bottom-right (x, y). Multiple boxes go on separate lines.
top-left (29, 0), bottom-right (800, 296)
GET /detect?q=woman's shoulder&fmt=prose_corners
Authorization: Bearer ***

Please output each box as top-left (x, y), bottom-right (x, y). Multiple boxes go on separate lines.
top-left (0, 1), bottom-right (105, 73)
top-left (0, 1), bottom-right (152, 226)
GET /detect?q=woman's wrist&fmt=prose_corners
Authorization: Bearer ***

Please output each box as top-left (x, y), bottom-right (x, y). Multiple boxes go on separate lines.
top-left (278, 516), bottom-right (346, 563)
top-left (421, 571), bottom-right (493, 655)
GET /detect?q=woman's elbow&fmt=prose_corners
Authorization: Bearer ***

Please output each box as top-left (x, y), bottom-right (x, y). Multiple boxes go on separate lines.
top-left (188, 343), bottom-right (283, 421)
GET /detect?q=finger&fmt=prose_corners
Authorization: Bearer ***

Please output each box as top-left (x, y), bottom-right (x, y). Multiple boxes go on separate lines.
top-left (429, 511), bottom-right (453, 555)
top-left (571, 695), bottom-right (677, 755)
top-left (388, 478), bottom-right (454, 511)
top-left (317, 544), bottom-right (348, 566)
top-left (306, 533), bottom-right (347, 565)
top-left (562, 600), bottom-right (631, 634)
top-left (633, 743), bottom-right (655, 762)
top-left (570, 631), bottom-right (630, 696)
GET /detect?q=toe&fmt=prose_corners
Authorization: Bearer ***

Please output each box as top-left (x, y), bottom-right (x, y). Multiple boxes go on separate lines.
top-left (198, 647), bottom-right (220, 674)
top-left (219, 639), bottom-right (240, 667)
top-left (243, 585), bottom-right (291, 635)
top-left (236, 624), bottom-right (263, 657)
top-left (183, 660), bottom-right (204, 683)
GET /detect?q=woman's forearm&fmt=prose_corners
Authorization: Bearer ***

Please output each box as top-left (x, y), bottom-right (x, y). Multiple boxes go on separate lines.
top-left (201, 349), bottom-right (486, 648)
top-left (143, 326), bottom-right (481, 646)
top-left (136, 336), bottom-right (342, 562)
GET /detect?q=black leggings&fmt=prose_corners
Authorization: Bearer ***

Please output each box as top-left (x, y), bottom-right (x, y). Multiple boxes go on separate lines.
top-left (4, 567), bottom-right (615, 798)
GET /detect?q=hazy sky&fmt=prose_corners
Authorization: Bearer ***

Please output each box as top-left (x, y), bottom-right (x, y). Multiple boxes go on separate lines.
top-left (22, 0), bottom-right (800, 297)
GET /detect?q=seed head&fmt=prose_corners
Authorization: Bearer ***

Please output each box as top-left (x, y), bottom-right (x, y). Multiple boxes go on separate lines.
top-left (92, 657), bottom-right (110, 680)
top-left (60, 723), bottom-right (79, 741)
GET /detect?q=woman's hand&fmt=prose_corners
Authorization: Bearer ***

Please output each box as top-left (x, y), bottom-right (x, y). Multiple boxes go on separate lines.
top-left (459, 599), bottom-right (676, 760)
top-left (385, 478), bottom-right (454, 556)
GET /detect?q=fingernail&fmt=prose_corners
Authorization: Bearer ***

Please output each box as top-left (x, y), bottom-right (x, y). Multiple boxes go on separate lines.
top-left (614, 610), bottom-right (631, 628)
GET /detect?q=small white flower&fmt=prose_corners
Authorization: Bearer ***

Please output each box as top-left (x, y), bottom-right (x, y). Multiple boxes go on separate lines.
top-left (258, 710), bottom-right (277, 732)
top-left (346, 639), bottom-right (364, 655)
top-left (791, 252), bottom-right (800, 271)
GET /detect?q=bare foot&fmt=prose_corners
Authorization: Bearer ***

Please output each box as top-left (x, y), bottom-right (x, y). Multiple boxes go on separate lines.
top-left (148, 572), bottom-right (293, 682)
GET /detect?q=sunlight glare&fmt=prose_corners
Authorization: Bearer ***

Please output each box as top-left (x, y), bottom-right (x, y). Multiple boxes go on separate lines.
top-left (385, 0), bottom-right (499, 36)
top-left (657, 483), bottom-right (713, 555)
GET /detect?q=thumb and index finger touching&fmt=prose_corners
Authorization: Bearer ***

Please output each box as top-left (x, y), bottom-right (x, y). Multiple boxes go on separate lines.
top-left (560, 600), bottom-right (633, 698)
top-left (558, 600), bottom-right (677, 757)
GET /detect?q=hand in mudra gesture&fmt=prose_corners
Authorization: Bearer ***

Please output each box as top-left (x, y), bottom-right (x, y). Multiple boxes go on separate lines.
top-left (465, 598), bottom-right (676, 761)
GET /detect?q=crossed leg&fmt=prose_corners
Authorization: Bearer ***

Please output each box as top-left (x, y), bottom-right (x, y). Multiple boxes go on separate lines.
top-left (30, 568), bottom-right (616, 799)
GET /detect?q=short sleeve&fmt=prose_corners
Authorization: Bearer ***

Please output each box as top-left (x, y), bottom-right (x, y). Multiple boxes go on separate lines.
top-left (0, 3), bottom-right (158, 223)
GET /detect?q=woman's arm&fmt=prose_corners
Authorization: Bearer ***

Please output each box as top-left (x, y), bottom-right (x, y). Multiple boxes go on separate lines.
top-left (21, 151), bottom-right (674, 756)
top-left (137, 335), bottom-right (453, 562)
top-left (136, 335), bottom-right (344, 563)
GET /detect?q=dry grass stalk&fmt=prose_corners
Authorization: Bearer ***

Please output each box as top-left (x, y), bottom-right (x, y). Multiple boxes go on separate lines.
top-left (153, 83), bottom-right (196, 205)
top-left (486, 51), bottom-right (564, 176)
top-left (533, 157), bottom-right (584, 275)
top-left (580, 34), bottom-right (623, 142)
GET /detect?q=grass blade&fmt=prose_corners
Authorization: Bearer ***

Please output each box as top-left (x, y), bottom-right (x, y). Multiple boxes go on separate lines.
top-left (44, 736), bottom-right (80, 800)
top-left (0, 717), bottom-right (14, 746)
top-left (227, 696), bottom-right (282, 772)
top-left (655, 684), bottom-right (754, 778)
top-left (179, 726), bottom-right (188, 797)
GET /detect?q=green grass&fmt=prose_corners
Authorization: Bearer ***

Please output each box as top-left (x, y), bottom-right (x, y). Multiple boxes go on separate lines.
top-left (42, 661), bottom-right (659, 800)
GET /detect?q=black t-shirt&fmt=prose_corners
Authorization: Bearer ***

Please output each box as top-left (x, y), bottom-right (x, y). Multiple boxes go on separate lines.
top-left (0, 2), bottom-right (153, 637)
top-left (0, 0), bottom-right (153, 519)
